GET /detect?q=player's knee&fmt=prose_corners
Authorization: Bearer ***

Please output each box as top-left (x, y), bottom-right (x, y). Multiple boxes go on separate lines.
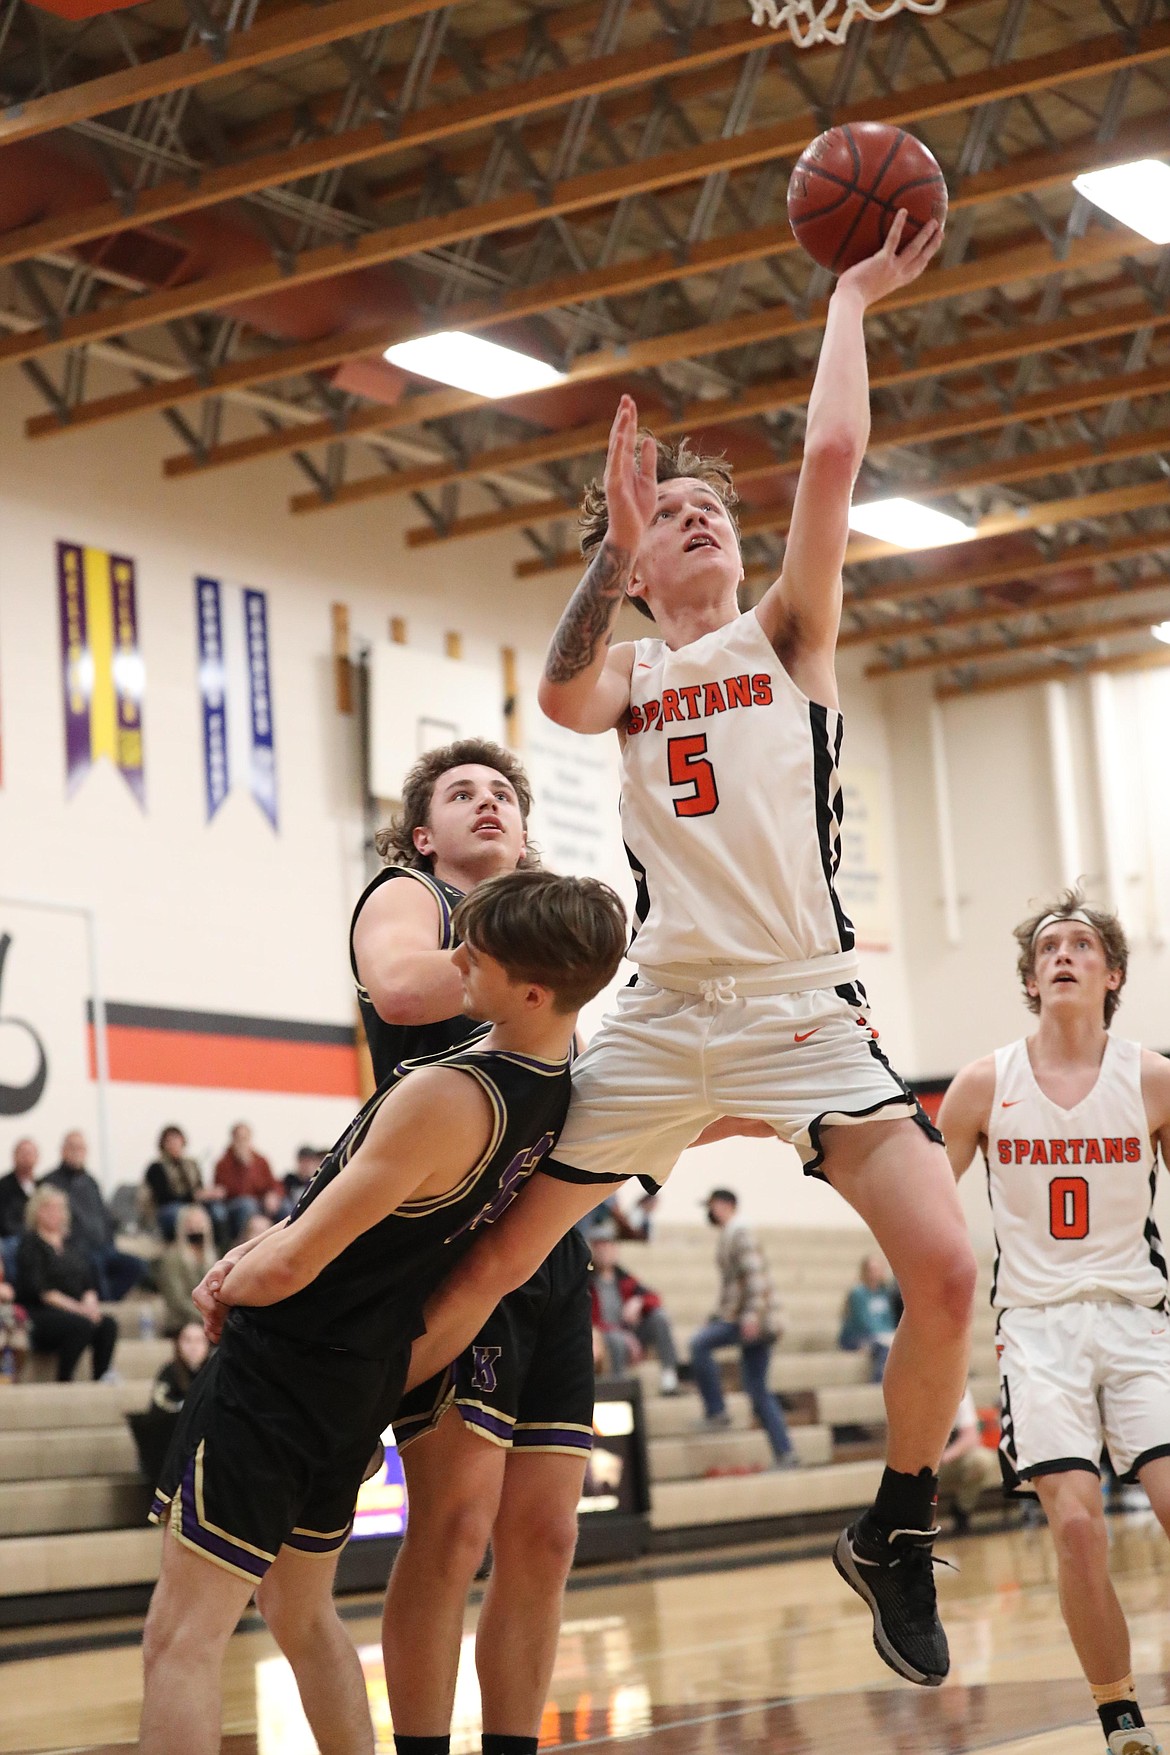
top-left (417, 1493), bottom-right (495, 1579)
top-left (258, 1580), bottom-right (336, 1657)
top-left (1052, 1497), bottom-right (1107, 1571)
top-left (497, 1504), bottom-right (578, 1583)
top-left (142, 1591), bottom-right (221, 1678)
top-left (903, 1235), bottom-right (976, 1331)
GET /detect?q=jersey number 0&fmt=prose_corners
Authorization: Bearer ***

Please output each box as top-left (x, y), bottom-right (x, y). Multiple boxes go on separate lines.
top-left (1049, 1175), bottom-right (1090, 1240)
top-left (668, 734), bottom-right (719, 817)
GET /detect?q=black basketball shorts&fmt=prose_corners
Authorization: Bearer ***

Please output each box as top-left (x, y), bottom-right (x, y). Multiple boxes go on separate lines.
top-left (149, 1315), bottom-right (408, 1582)
top-left (394, 1229), bottom-right (594, 1461)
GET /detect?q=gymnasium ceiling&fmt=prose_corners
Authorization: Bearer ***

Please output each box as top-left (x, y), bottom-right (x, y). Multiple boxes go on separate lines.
top-left (1, 0), bottom-right (1169, 698)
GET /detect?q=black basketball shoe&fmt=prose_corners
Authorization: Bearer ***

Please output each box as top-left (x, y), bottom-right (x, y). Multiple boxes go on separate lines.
top-left (833, 1519), bottom-right (952, 1686)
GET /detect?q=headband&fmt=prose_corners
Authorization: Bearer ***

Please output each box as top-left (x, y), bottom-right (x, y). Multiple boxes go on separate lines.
top-left (1030, 908), bottom-right (1098, 943)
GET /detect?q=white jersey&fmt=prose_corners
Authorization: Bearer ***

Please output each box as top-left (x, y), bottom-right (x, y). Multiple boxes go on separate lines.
top-left (619, 609), bottom-right (858, 989)
top-left (985, 1035), bottom-right (1166, 1310)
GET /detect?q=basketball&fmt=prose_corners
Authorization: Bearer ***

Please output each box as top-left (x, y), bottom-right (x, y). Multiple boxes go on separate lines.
top-left (787, 121), bottom-right (948, 274)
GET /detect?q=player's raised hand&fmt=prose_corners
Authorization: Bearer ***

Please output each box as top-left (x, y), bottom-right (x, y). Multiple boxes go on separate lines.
top-left (837, 208), bottom-right (942, 308)
top-left (603, 394), bottom-right (657, 554)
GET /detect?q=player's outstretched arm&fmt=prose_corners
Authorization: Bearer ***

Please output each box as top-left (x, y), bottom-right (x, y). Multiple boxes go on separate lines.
top-left (216, 1068), bottom-right (493, 1310)
top-left (538, 394), bottom-right (645, 734)
top-left (352, 873), bottom-right (463, 1027)
top-left (405, 1168), bottom-right (625, 1389)
top-left (756, 211), bottom-right (942, 704)
top-left (937, 1055), bottom-right (996, 1181)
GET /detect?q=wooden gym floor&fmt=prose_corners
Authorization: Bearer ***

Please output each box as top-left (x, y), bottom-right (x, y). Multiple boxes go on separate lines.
top-left (4, 1515), bottom-right (1169, 1755)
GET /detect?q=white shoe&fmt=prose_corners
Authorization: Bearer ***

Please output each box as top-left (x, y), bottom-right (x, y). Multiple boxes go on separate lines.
top-left (1107, 1727), bottom-right (1164, 1755)
top-left (659, 1368), bottom-right (680, 1396)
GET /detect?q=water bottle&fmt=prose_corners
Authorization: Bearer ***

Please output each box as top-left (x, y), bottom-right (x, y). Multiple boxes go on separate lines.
top-left (138, 1305), bottom-right (157, 1340)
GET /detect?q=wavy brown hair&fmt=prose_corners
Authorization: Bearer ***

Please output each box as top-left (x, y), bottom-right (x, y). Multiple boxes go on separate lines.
top-left (1013, 887), bottom-right (1128, 1026)
top-left (454, 869), bottom-right (627, 1014)
top-left (374, 739), bottom-right (536, 870)
top-left (578, 434), bottom-right (741, 622)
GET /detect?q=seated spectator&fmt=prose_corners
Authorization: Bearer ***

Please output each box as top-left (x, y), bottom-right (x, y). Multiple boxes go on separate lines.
top-left (213, 1122), bottom-right (283, 1237)
top-left (15, 1187), bottom-right (118, 1382)
top-left (152, 1320), bottom-right (211, 1414)
top-left (143, 1125), bottom-right (228, 1244)
top-left (0, 1250), bottom-right (29, 1380)
top-left (691, 1189), bottom-right (796, 1468)
top-left (155, 1205), bottom-right (217, 1336)
top-left (42, 1130), bottom-right (147, 1302)
top-left (281, 1145), bottom-right (324, 1215)
top-left (129, 1322), bottom-right (211, 1483)
top-left (938, 1386), bottom-right (1001, 1534)
top-left (0, 1137), bottom-right (39, 1280)
top-left (589, 1231), bottom-right (680, 1394)
top-left (838, 1252), bottom-right (898, 1383)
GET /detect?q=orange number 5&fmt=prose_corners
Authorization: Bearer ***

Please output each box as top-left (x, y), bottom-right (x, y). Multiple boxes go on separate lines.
top-left (667, 734), bottom-right (719, 817)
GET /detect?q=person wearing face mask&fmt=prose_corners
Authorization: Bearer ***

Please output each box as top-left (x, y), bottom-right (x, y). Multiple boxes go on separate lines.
top-left (942, 889), bottom-right (1170, 1755)
top-left (156, 1206), bottom-right (218, 1336)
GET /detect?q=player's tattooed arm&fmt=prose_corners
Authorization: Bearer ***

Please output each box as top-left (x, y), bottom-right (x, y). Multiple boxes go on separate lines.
top-left (538, 393), bottom-right (647, 734)
top-left (544, 539), bottom-right (631, 684)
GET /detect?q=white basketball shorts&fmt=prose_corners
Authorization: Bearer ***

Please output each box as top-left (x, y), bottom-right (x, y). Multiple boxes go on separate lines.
top-left (998, 1300), bottom-right (1170, 1488)
top-left (546, 975), bottom-right (939, 1189)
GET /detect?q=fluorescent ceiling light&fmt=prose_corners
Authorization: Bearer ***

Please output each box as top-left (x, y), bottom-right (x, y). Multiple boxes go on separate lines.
top-left (1152, 621), bottom-right (1170, 645)
top-left (1072, 160), bottom-right (1170, 246)
top-left (849, 497), bottom-right (971, 550)
top-left (383, 332), bottom-right (565, 397)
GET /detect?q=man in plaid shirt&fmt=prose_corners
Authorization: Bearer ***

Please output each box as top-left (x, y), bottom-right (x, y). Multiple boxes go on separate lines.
top-left (690, 1188), bottom-right (796, 1467)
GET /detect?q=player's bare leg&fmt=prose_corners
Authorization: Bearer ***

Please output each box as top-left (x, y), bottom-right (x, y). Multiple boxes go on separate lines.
top-left (822, 1115), bottom-right (976, 1688)
top-left (476, 1451), bottom-right (587, 1737)
top-left (256, 1545), bottom-right (374, 1755)
top-left (1138, 1454), bottom-right (1170, 1538)
top-left (139, 1530), bottom-right (255, 1755)
top-left (383, 1406), bottom-right (507, 1736)
top-left (822, 1117), bottom-right (975, 1470)
top-left (1034, 1470), bottom-right (1130, 1681)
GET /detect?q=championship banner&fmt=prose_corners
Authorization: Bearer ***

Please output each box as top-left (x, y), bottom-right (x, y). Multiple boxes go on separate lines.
top-left (56, 541), bottom-right (145, 805)
top-left (195, 576), bottom-right (278, 829)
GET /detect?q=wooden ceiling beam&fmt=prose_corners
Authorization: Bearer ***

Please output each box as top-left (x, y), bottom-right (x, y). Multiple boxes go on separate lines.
top-left (407, 355), bottom-right (1170, 550)
top-left (0, 0), bottom-right (458, 149)
top-left (844, 479), bottom-right (1170, 567)
top-left (25, 217), bottom-right (790, 441)
top-left (23, 43), bottom-right (1168, 448)
top-left (842, 552), bottom-right (1170, 649)
top-left (935, 644), bottom-right (1170, 700)
top-left (291, 228), bottom-right (1161, 518)
top-left (4, 17), bottom-right (1167, 373)
top-left (865, 602), bottom-right (1170, 678)
top-left (0, 15), bottom-right (773, 274)
top-left (837, 528), bottom-right (1170, 630)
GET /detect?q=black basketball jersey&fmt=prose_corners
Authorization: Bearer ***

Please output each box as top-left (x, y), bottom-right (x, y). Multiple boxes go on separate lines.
top-left (242, 1041), bottom-right (572, 1359)
top-left (350, 866), bottom-right (484, 1081)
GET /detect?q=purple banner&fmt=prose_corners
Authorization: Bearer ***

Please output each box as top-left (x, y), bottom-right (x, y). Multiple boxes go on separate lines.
top-left (195, 577), bottom-right (229, 821)
top-left (56, 541), bottom-right (92, 796)
top-left (111, 553), bottom-right (145, 806)
top-left (243, 587), bottom-right (277, 830)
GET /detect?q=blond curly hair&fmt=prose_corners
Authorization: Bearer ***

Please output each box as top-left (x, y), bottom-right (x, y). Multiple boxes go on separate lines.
top-left (578, 434), bottom-right (741, 621)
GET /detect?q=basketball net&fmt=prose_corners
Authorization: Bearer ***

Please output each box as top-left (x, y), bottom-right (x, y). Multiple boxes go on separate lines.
top-left (749, 0), bottom-right (947, 46)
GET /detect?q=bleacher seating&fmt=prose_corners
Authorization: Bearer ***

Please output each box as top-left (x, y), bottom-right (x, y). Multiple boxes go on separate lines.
top-left (0, 1225), bottom-right (1000, 1617)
